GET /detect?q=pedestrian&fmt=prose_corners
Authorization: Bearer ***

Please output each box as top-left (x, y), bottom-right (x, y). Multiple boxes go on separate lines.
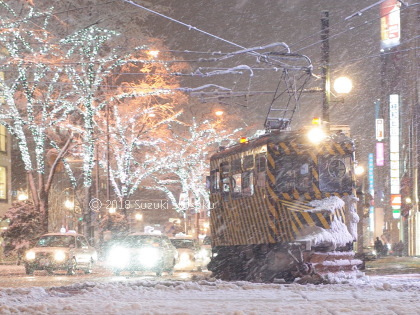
top-left (396, 240), bottom-right (404, 256)
top-left (374, 237), bottom-right (383, 257)
top-left (381, 243), bottom-right (388, 256)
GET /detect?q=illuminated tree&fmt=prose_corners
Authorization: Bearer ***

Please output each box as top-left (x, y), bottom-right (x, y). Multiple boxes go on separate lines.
top-left (0, 3), bottom-right (77, 233)
top-left (94, 48), bottom-right (188, 221)
top-left (146, 117), bottom-right (241, 214)
top-left (0, 3), bottom-right (187, 235)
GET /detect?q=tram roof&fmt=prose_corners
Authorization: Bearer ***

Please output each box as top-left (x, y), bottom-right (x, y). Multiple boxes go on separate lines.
top-left (211, 128), bottom-right (354, 161)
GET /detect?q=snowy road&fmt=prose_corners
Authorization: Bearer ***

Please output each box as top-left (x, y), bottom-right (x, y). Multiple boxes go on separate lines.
top-left (0, 271), bottom-right (419, 315)
top-left (0, 263), bottom-right (204, 288)
top-left (0, 259), bottom-right (419, 314)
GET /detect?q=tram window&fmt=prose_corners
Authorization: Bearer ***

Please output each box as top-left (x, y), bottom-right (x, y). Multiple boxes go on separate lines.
top-left (297, 163), bottom-right (311, 190)
top-left (318, 155), bottom-right (353, 193)
top-left (232, 173), bottom-right (242, 197)
top-left (221, 161), bottom-right (229, 175)
top-left (243, 155), bottom-right (254, 170)
top-left (256, 153), bottom-right (266, 187)
top-left (276, 159), bottom-right (295, 192)
top-left (242, 171), bottom-right (254, 196)
top-left (256, 154), bottom-right (266, 172)
top-left (231, 158), bottom-right (241, 173)
top-left (275, 156), bottom-right (312, 193)
top-left (210, 170), bottom-right (220, 192)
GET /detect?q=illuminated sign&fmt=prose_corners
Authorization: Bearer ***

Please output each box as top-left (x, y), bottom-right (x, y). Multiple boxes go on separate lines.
top-left (376, 142), bottom-right (384, 166)
top-left (389, 94), bottom-right (400, 218)
top-left (368, 153), bottom-right (374, 198)
top-left (380, 0), bottom-right (401, 50)
top-left (391, 194), bottom-right (401, 206)
top-left (376, 119), bottom-right (384, 141)
top-left (389, 94), bottom-right (400, 195)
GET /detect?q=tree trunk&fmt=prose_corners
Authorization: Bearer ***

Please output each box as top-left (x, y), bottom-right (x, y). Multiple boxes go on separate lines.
top-left (39, 190), bottom-right (49, 234)
top-left (27, 171), bottom-right (49, 234)
top-left (84, 185), bottom-right (93, 244)
top-left (119, 196), bottom-right (131, 233)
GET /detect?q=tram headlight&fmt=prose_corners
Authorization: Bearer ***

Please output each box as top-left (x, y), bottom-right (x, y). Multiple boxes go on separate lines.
top-left (307, 127), bottom-right (326, 144)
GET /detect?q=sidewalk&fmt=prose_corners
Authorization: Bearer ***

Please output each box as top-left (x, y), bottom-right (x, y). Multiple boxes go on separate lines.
top-left (0, 263), bottom-right (24, 276)
top-left (364, 255), bottom-right (420, 276)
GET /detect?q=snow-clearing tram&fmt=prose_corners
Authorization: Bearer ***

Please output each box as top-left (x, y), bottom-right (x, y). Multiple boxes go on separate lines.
top-left (207, 125), bottom-right (361, 283)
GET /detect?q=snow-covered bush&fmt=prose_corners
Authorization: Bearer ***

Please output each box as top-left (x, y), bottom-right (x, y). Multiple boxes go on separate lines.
top-left (1, 201), bottom-right (44, 259)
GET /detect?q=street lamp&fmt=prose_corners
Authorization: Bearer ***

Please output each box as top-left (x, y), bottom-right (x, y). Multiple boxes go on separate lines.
top-left (148, 50), bottom-right (159, 58)
top-left (334, 76), bottom-right (353, 94)
top-left (17, 192), bottom-right (28, 201)
top-left (64, 199), bottom-right (74, 209)
top-left (355, 165), bottom-right (365, 176)
top-left (214, 110), bottom-right (224, 117)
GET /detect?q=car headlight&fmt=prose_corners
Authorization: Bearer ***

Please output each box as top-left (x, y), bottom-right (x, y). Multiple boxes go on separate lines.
top-left (107, 246), bottom-right (130, 268)
top-left (25, 251), bottom-right (36, 261)
top-left (198, 249), bottom-right (210, 259)
top-left (54, 250), bottom-right (67, 262)
top-left (179, 252), bottom-right (192, 264)
top-left (138, 247), bottom-right (161, 267)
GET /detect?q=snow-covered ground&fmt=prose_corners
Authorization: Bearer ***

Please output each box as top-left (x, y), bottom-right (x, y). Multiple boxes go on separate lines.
top-left (0, 267), bottom-right (419, 315)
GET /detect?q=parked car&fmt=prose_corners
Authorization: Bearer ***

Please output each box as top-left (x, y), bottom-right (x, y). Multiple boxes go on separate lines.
top-left (105, 233), bottom-right (177, 276)
top-left (170, 236), bottom-right (208, 271)
top-left (23, 232), bottom-right (98, 275)
top-left (201, 235), bottom-right (212, 267)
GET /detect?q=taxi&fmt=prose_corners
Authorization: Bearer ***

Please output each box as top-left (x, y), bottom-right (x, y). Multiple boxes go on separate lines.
top-left (23, 232), bottom-right (98, 275)
top-left (105, 233), bottom-right (178, 276)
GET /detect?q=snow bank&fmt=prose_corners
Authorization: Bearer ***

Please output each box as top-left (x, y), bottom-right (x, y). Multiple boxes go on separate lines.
top-left (307, 196), bottom-right (345, 214)
top-left (296, 217), bottom-right (354, 249)
top-left (342, 194), bottom-right (359, 240)
top-left (0, 276), bottom-right (419, 315)
top-left (296, 195), bottom-right (359, 249)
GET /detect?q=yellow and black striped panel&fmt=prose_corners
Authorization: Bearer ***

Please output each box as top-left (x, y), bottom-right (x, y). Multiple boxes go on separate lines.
top-left (329, 204), bottom-right (346, 224)
top-left (210, 150), bottom-right (279, 247)
top-left (209, 133), bottom-right (356, 247)
top-left (280, 200), bottom-right (331, 230)
top-left (266, 145), bottom-right (298, 242)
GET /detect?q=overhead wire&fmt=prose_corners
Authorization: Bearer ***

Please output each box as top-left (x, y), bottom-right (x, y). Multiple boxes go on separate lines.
top-left (2, 1), bottom-right (417, 107)
top-left (0, 0), bottom-right (118, 28)
top-left (121, 0), bottom-right (247, 51)
top-left (120, 0), bottom-right (312, 72)
top-left (293, 2), bottom-right (420, 54)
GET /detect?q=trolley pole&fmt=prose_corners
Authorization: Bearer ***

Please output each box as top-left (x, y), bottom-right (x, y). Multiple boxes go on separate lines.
top-left (321, 11), bottom-right (331, 130)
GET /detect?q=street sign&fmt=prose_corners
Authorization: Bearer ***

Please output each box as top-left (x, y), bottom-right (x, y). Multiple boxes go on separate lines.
top-left (376, 119), bottom-right (384, 141)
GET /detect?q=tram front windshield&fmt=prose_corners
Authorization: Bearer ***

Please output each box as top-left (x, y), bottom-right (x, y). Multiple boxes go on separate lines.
top-left (318, 155), bottom-right (353, 194)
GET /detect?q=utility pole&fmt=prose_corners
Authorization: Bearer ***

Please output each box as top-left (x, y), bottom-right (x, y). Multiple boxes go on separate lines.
top-left (106, 100), bottom-right (111, 202)
top-left (321, 10), bottom-right (331, 130)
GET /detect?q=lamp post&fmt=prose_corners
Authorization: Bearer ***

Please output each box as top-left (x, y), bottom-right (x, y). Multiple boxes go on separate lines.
top-left (320, 11), bottom-right (353, 129)
top-left (321, 11), bottom-right (331, 129)
top-left (355, 165), bottom-right (367, 255)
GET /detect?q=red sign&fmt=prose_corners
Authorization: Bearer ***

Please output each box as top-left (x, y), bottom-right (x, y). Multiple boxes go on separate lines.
top-left (391, 194), bottom-right (401, 206)
top-left (380, 0), bottom-right (401, 49)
